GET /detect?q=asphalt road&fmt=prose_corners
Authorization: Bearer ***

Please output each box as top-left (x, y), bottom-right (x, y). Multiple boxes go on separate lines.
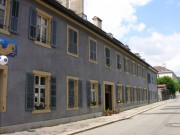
top-left (77, 98), bottom-right (180, 135)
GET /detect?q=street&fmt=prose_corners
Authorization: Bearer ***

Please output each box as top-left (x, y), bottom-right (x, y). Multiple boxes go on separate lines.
top-left (77, 98), bottom-right (180, 135)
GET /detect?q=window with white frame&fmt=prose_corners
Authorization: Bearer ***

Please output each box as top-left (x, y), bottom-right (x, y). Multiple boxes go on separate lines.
top-left (36, 15), bottom-right (48, 44)
top-left (34, 75), bottom-right (47, 110)
top-left (0, 0), bottom-right (6, 29)
top-left (91, 83), bottom-right (96, 102)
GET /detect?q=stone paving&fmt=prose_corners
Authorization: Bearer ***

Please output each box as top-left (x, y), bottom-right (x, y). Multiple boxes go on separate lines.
top-left (3, 100), bottom-right (172, 135)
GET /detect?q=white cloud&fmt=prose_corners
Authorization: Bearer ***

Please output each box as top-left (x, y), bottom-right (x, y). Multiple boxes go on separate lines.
top-left (129, 32), bottom-right (180, 76)
top-left (84, 0), bottom-right (151, 39)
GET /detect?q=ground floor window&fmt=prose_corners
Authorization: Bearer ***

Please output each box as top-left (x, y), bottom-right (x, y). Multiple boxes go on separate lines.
top-left (34, 75), bottom-right (47, 110)
top-left (67, 76), bottom-right (83, 110)
top-left (139, 88), bottom-right (142, 102)
top-left (116, 84), bottom-right (123, 104)
top-left (25, 70), bottom-right (56, 113)
top-left (125, 86), bottom-right (131, 103)
top-left (144, 89), bottom-right (147, 101)
top-left (133, 87), bottom-right (137, 102)
top-left (87, 80), bottom-right (101, 107)
top-left (90, 81), bottom-right (98, 106)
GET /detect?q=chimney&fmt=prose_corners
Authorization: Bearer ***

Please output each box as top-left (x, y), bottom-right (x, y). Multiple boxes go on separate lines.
top-left (59, 0), bottom-right (84, 14)
top-left (92, 16), bottom-right (102, 29)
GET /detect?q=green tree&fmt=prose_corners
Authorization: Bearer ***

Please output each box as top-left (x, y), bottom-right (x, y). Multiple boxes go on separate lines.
top-left (157, 76), bottom-right (177, 94)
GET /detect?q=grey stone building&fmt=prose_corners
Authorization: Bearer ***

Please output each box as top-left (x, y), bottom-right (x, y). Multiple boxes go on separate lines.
top-left (0, 0), bottom-right (158, 133)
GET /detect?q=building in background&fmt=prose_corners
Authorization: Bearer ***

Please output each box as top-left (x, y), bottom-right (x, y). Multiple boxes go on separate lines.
top-left (0, 0), bottom-right (158, 133)
top-left (154, 66), bottom-right (178, 82)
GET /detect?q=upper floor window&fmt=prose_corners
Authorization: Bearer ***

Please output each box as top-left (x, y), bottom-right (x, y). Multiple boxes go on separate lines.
top-left (29, 8), bottom-right (57, 48)
top-left (105, 47), bottom-right (111, 67)
top-left (116, 53), bottom-right (121, 70)
top-left (132, 62), bottom-right (136, 75)
top-left (0, 0), bottom-right (20, 35)
top-left (125, 58), bottom-right (130, 73)
top-left (0, 0), bottom-right (6, 29)
top-left (138, 65), bottom-right (141, 77)
top-left (148, 73), bottom-right (151, 83)
top-left (89, 38), bottom-right (97, 63)
top-left (36, 15), bottom-right (48, 44)
top-left (67, 26), bottom-right (79, 57)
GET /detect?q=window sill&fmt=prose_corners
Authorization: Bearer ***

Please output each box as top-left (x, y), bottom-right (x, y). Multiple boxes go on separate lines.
top-left (32, 109), bottom-right (51, 114)
top-left (67, 51), bottom-right (79, 58)
top-left (105, 65), bottom-right (111, 69)
top-left (90, 105), bottom-right (99, 109)
top-left (117, 69), bottom-right (122, 72)
top-left (89, 59), bottom-right (98, 64)
top-left (0, 29), bottom-right (10, 35)
top-left (67, 107), bottom-right (79, 111)
top-left (34, 41), bottom-right (52, 49)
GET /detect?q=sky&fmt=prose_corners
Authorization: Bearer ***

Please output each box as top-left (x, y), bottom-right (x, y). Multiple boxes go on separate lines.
top-left (84, 0), bottom-right (180, 76)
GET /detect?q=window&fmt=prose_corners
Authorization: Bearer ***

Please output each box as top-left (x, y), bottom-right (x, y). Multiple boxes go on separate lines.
top-left (148, 73), bottom-right (151, 83)
top-left (86, 80), bottom-right (101, 107)
top-left (67, 76), bottom-right (83, 110)
top-left (144, 89), bottom-right (147, 101)
top-left (105, 47), bottom-right (111, 67)
top-left (139, 88), bottom-right (142, 102)
top-left (32, 71), bottom-right (51, 113)
top-left (0, 0), bottom-right (20, 34)
top-left (116, 53), bottom-right (121, 70)
top-left (125, 86), bottom-right (130, 103)
top-left (89, 38), bottom-right (97, 63)
top-left (0, 65), bottom-right (7, 112)
top-left (133, 87), bottom-right (137, 102)
top-left (116, 85), bottom-right (123, 103)
top-left (36, 15), bottom-right (48, 44)
top-left (25, 71), bottom-right (56, 113)
top-left (67, 26), bottom-right (79, 57)
top-left (34, 9), bottom-right (52, 47)
top-left (90, 81), bottom-right (98, 106)
top-left (125, 58), bottom-right (130, 73)
top-left (29, 8), bottom-right (57, 48)
top-left (0, 0), bottom-right (6, 29)
top-left (138, 65), bottom-right (141, 77)
top-left (34, 75), bottom-right (46, 110)
top-left (132, 62), bottom-right (136, 75)
top-left (143, 68), bottom-right (146, 78)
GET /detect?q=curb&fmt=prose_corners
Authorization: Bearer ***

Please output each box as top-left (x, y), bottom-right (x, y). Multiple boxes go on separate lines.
top-left (61, 102), bottom-right (167, 135)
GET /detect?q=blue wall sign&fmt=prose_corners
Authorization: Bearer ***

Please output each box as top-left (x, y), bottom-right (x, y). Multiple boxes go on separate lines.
top-left (0, 36), bottom-right (18, 57)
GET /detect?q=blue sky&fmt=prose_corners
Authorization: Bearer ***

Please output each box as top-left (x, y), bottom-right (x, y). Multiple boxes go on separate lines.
top-left (85, 0), bottom-right (180, 76)
top-left (131, 0), bottom-right (180, 36)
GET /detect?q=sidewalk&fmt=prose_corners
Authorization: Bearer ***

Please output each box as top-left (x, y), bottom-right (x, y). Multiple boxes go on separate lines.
top-left (4, 100), bottom-right (172, 135)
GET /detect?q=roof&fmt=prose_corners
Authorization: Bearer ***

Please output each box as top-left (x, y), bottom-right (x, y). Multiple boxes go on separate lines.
top-left (154, 66), bottom-right (172, 73)
top-left (157, 84), bottom-right (166, 88)
top-left (43, 0), bottom-right (157, 72)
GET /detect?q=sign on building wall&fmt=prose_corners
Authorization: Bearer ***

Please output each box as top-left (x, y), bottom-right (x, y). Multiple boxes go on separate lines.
top-left (0, 36), bottom-right (18, 57)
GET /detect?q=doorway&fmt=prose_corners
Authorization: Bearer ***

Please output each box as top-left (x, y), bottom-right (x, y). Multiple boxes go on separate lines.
top-left (104, 83), bottom-right (114, 110)
top-left (0, 66), bottom-right (8, 112)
